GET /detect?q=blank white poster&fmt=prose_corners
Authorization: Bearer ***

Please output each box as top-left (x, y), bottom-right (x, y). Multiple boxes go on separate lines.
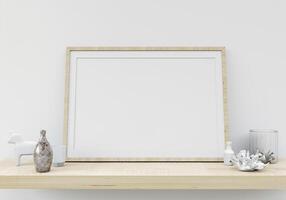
top-left (66, 50), bottom-right (226, 161)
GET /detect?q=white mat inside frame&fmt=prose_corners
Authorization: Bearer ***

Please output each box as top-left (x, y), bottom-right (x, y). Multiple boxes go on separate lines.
top-left (65, 48), bottom-right (227, 161)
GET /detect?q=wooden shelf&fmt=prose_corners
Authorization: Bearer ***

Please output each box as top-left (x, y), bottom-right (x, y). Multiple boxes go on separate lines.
top-left (0, 160), bottom-right (286, 189)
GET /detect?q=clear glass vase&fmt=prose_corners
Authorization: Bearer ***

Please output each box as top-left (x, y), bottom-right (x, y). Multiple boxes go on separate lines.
top-left (249, 129), bottom-right (278, 163)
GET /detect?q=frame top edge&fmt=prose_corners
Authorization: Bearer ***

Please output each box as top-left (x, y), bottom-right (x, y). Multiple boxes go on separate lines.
top-left (66, 47), bottom-right (226, 52)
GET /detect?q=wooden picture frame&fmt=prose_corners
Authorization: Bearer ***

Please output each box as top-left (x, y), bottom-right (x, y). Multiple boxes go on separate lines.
top-left (64, 47), bottom-right (228, 162)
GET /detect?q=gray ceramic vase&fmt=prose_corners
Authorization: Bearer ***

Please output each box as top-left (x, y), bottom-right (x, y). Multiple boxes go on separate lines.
top-left (33, 130), bottom-right (53, 173)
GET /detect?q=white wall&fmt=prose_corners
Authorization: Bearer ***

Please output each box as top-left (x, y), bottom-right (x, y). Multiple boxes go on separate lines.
top-left (1, 0), bottom-right (286, 199)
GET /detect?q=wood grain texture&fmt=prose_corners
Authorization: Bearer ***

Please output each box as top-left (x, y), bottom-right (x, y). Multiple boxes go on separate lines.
top-left (1, 160), bottom-right (286, 189)
top-left (63, 47), bottom-right (228, 162)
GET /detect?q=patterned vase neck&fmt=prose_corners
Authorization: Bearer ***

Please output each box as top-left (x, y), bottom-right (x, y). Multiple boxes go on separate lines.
top-left (40, 130), bottom-right (46, 137)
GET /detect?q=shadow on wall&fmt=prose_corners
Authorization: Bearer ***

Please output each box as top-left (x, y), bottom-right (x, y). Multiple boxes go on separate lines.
top-left (1, 190), bottom-right (286, 200)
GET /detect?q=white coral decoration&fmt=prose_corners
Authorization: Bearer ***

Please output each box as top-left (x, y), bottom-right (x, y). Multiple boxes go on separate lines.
top-left (231, 150), bottom-right (268, 171)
